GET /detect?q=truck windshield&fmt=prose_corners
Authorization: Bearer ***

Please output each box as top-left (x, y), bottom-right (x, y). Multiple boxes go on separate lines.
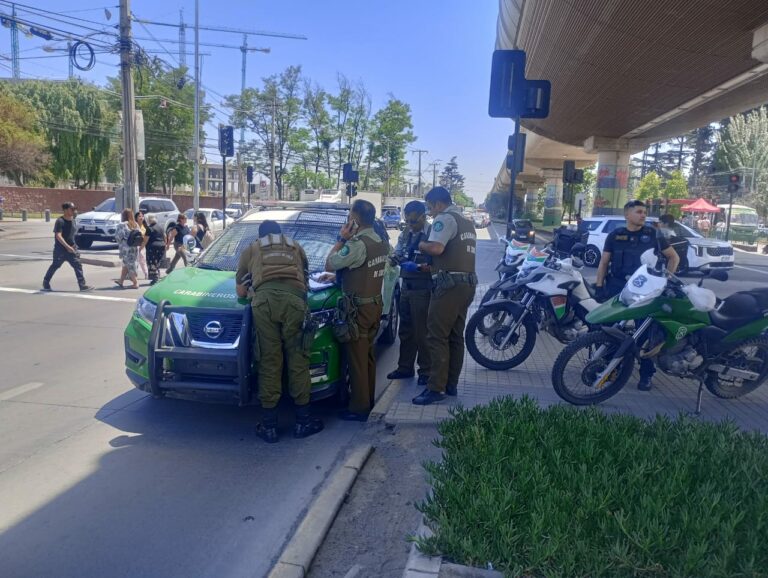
top-left (196, 221), bottom-right (339, 273)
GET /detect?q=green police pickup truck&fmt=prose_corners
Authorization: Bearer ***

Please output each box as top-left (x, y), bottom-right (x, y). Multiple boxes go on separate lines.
top-left (124, 203), bottom-right (400, 404)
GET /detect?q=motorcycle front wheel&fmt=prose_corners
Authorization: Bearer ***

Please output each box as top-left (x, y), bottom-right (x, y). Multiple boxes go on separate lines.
top-left (465, 302), bottom-right (537, 370)
top-left (705, 337), bottom-right (768, 399)
top-left (552, 331), bottom-right (634, 405)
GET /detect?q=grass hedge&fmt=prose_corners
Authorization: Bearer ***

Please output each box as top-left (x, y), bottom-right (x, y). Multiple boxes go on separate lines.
top-left (417, 397), bottom-right (768, 577)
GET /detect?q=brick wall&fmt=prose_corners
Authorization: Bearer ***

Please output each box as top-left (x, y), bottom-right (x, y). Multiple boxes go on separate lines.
top-left (0, 187), bottom-right (227, 214)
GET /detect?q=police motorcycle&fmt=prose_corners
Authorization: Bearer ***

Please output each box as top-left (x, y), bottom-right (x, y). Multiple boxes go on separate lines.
top-left (478, 239), bottom-right (532, 306)
top-left (550, 249), bottom-right (768, 413)
top-left (465, 243), bottom-right (602, 371)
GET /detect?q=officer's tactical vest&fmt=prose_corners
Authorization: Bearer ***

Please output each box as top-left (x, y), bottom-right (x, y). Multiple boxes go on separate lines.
top-left (432, 211), bottom-right (476, 273)
top-left (609, 226), bottom-right (656, 279)
top-left (342, 235), bottom-right (388, 298)
top-left (251, 233), bottom-right (306, 291)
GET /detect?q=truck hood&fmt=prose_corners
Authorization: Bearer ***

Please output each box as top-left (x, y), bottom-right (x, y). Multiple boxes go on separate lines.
top-left (142, 267), bottom-right (340, 311)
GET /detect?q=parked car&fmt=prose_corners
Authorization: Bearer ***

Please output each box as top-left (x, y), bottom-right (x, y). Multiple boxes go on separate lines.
top-left (508, 218), bottom-right (536, 243)
top-left (124, 203), bottom-right (401, 405)
top-left (579, 216), bottom-right (734, 273)
top-left (472, 211), bottom-right (490, 228)
top-left (75, 197), bottom-right (180, 248)
top-left (225, 202), bottom-right (253, 219)
top-left (381, 206), bottom-right (402, 229)
top-left (183, 208), bottom-right (226, 232)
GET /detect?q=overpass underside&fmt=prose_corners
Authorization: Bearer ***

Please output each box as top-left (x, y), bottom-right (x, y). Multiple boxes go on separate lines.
top-left (493, 0), bottom-right (768, 222)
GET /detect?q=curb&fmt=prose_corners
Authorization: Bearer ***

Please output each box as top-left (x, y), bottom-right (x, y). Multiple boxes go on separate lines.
top-left (369, 379), bottom-right (403, 422)
top-left (403, 520), bottom-right (441, 577)
top-left (441, 563), bottom-right (503, 578)
top-left (268, 444), bottom-right (374, 578)
top-left (80, 257), bottom-right (120, 268)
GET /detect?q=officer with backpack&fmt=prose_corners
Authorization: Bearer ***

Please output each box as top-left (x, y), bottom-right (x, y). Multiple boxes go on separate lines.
top-left (236, 220), bottom-right (324, 443)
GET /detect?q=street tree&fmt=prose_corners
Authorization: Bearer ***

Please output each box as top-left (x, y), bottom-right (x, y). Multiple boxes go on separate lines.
top-left (0, 90), bottom-right (50, 185)
top-left (228, 66), bottom-right (304, 199)
top-left (3, 79), bottom-right (114, 188)
top-left (365, 97), bottom-right (415, 192)
top-left (439, 156), bottom-right (466, 195)
top-left (634, 171), bottom-right (662, 202)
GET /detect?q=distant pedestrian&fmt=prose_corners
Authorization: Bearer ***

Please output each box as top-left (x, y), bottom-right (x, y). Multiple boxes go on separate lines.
top-left (191, 211), bottom-right (212, 249)
top-left (144, 213), bottom-right (167, 285)
top-left (698, 216), bottom-right (711, 236)
top-left (42, 202), bottom-right (93, 292)
top-left (135, 211), bottom-right (149, 279)
top-left (166, 213), bottom-right (190, 273)
top-left (114, 208), bottom-right (140, 289)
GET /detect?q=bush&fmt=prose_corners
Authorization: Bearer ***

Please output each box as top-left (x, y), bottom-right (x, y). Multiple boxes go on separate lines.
top-left (417, 397), bottom-right (768, 577)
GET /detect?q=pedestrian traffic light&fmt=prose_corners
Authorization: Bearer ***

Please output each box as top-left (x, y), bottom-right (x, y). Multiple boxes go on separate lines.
top-left (727, 173), bottom-right (740, 194)
top-left (218, 125), bottom-right (234, 158)
top-left (246, 165), bottom-right (254, 183)
top-left (346, 183), bottom-right (357, 197)
top-left (342, 162), bottom-right (353, 183)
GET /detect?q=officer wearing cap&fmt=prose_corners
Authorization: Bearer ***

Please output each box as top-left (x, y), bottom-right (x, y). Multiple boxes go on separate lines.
top-left (595, 200), bottom-right (680, 391)
top-left (386, 200), bottom-right (432, 386)
top-left (325, 199), bottom-right (389, 421)
top-left (236, 220), bottom-right (323, 443)
top-left (412, 186), bottom-right (477, 405)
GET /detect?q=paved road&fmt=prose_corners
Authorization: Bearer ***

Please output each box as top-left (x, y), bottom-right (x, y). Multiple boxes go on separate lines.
top-left (0, 228), bottom-right (398, 578)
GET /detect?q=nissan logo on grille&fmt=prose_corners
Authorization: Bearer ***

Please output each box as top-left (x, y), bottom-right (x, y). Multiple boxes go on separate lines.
top-left (203, 320), bottom-right (223, 339)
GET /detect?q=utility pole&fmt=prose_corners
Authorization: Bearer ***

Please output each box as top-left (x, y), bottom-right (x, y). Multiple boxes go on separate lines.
top-left (119, 0), bottom-right (139, 212)
top-left (412, 148), bottom-right (428, 197)
top-left (67, 41), bottom-right (73, 79)
top-left (178, 10), bottom-right (186, 67)
top-left (192, 0), bottom-right (200, 210)
top-left (10, 3), bottom-right (19, 79)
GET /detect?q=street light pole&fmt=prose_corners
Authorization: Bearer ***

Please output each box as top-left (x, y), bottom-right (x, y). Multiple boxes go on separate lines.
top-left (192, 0), bottom-right (200, 211)
top-left (119, 0), bottom-right (139, 212)
top-left (167, 168), bottom-right (175, 201)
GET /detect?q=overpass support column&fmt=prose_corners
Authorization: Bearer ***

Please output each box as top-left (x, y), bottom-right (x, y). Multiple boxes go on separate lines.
top-left (585, 137), bottom-right (631, 215)
top-left (540, 169), bottom-right (562, 227)
top-left (523, 184), bottom-right (539, 217)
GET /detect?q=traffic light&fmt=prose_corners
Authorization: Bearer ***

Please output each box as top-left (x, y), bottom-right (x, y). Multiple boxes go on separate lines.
top-left (562, 160), bottom-right (576, 183)
top-left (345, 183), bottom-right (358, 197)
top-left (573, 169), bottom-right (584, 184)
top-left (246, 165), bottom-right (254, 183)
top-left (506, 133), bottom-right (526, 173)
top-left (727, 173), bottom-right (740, 194)
top-left (342, 162), bottom-right (354, 182)
top-left (218, 125), bottom-right (234, 157)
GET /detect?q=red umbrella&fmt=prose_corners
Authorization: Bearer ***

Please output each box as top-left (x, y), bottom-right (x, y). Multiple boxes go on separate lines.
top-left (681, 198), bottom-right (720, 213)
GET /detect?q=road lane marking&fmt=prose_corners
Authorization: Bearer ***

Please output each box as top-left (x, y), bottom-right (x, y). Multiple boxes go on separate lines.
top-left (0, 382), bottom-right (44, 401)
top-left (0, 253), bottom-right (47, 260)
top-left (734, 265), bottom-right (768, 276)
top-left (0, 287), bottom-right (136, 303)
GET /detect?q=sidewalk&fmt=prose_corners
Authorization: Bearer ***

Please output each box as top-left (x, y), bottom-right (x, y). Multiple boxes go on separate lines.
top-left (385, 286), bottom-right (768, 433)
top-left (0, 219), bottom-right (54, 241)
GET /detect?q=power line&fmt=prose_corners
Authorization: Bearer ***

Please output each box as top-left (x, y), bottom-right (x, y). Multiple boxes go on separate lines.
top-left (132, 16), bottom-right (307, 41)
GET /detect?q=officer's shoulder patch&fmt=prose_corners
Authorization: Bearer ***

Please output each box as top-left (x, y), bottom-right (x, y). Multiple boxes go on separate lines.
top-left (433, 220), bottom-right (445, 232)
top-left (339, 245), bottom-right (350, 256)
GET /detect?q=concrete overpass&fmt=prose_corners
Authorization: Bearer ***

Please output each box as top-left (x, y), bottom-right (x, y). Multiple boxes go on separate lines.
top-left (493, 0), bottom-right (768, 224)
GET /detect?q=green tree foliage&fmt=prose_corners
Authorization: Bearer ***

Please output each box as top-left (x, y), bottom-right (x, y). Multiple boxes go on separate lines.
top-left (0, 90), bottom-right (49, 185)
top-left (439, 157), bottom-right (466, 196)
top-left (110, 63), bottom-right (205, 193)
top-left (366, 98), bottom-right (416, 192)
top-left (634, 171), bottom-right (662, 201)
top-left (717, 107), bottom-right (768, 219)
top-left (2, 80), bottom-right (114, 188)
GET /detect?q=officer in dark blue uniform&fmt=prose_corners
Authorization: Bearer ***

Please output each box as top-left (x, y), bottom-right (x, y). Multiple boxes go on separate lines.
top-left (595, 200), bottom-right (680, 391)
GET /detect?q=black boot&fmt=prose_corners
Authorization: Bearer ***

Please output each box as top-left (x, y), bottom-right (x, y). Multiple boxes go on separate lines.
top-left (256, 407), bottom-right (279, 443)
top-left (294, 404), bottom-right (324, 439)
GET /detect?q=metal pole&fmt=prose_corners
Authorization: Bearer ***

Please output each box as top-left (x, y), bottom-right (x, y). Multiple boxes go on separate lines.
top-left (240, 34), bottom-right (247, 148)
top-left (725, 189), bottom-right (733, 242)
top-left (192, 0), bottom-right (200, 211)
top-left (505, 116), bottom-right (521, 240)
top-left (119, 0), bottom-right (139, 212)
top-left (11, 4), bottom-right (19, 79)
top-left (178, 10), bottom-right (186, 67)
top-left (270, 96), bottom-right (276, 200)
top-left (222, 156), bottom-right (228, 229)
top-left (67, 41), bottom-right (73, 79)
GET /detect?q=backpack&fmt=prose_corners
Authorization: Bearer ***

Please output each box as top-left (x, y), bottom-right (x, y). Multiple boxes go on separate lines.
top-left (127, 228), bottom-right (144, 247)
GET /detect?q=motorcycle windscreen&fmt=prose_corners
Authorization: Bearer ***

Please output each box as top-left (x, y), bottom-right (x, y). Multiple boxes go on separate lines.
top-left (619, 265), bottom-right (667, 308)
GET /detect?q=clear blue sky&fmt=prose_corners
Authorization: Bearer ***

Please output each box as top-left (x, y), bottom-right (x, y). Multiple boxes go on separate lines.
top-left (0, 0), bottom-right (511, 202)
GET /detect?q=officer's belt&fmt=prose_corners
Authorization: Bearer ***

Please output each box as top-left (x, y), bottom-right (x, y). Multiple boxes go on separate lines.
top-left (351, 294), bottom-right (383, 306)
top-left (254, 280), bottom-right (307, 300)
top-left (432, 271), bottom-right (478, 285)
top-left (402, 279), bottom-right (432, 291)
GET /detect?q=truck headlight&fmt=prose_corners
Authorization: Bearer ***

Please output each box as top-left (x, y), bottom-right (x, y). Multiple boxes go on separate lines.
top-left (311, 308), bottom-right (335, 329)
top-left (135, 296), bottom-right (157, 324)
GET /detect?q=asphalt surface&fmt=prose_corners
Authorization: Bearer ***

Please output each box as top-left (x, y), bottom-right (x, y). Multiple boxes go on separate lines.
top-left (0, 223), bottom-right (400, 578)
top-left (0, 220), bottom-right (766, 578)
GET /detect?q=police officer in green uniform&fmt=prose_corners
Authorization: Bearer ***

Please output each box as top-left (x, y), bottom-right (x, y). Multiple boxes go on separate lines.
top-left (236, 220), bottom-right (324, 443)
top-left (595, 200), bottom-right (680, 391)
top-left (325, 200), bottom-right (388, 421)
top-left (387, 200), bottom-right (432, 386)
top-left (413, 187), bottom-right (477, 405)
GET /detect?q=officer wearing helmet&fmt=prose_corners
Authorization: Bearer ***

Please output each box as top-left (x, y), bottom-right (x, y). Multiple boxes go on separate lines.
top-left (236, 220), bottom-right (324, 443)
